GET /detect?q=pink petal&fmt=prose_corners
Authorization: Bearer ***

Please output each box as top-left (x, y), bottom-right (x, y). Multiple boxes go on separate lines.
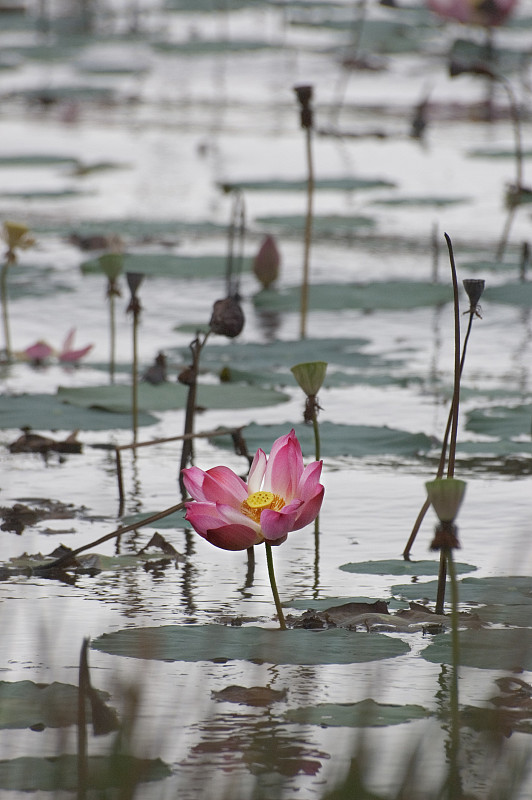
top-left (247, 448), bottom-right (266, 494)
top-left (297, 460), bottom-right (323, 501)
top-left (182, 467), bottom-right (209, 501)
top-left (59, 344), bottom-right (93, 363)
top-left (62, 328), bottom-right (76, 353)
top-left (182, 466), bottom-right (247, 506)
top-left (265, 431), bottom-right (303, 499)
top-left (184, 501), bottom-right (225, 535)
top-left (292, 485), bottom-right (324, 530)
top-left (260, 498), bottom-right (302, 541)
top-left (201, 524), bottom-right (262, 551)
top-left (202, 466), bottom-right (248, 505)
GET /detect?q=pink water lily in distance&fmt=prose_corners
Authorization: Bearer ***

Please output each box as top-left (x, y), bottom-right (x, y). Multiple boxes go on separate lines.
top-left (182, 429), bottom-right (324, 551)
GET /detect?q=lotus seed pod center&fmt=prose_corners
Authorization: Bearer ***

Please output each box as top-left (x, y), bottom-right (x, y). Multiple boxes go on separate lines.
top-left (246, 491), bottom-right (275, 509)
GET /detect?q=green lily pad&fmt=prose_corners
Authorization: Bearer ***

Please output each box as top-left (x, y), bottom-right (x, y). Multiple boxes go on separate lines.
top-left (392, 576), bottom-right (532, 606)
top-left (340, 559), bottom-right (477, 576)
top-left (372, 195), bottom-right (470, 207)
top-left (466, 405), bottom-right (532, 439)
top-left (421, 628), bottom-right (532, 670)
top-left (164, 0), bottom-right (261, 10)
top-left (153, 38), bottom-right (276, 54)
top-left (467, 148), bottom-right (532, 160)
top-left (56, 382), bottom-right (289, 413)
top-left (485, 283), bottom-right (532, 307)
top-left (0, 188), bottom-right (85, 200)
top-left (0, 393), bottom-right (157, 431)
top-left (254, 214), bottom-right (375, 238)
top-left (0, 154), bottom-right (79, 167)
top-left (252, 281), bottom-right (451, 312)
top-left (288, 597), bottom-right (408, 612)
top-left (450, 37), bottom-right (531, 75)
top-left (189, 337), bottom-right (373, 373)
top-left (92, 624), bottom-right (409, 664)
top-left (285, 698), bottom-right (431, 728)
top-left (2, 264), bottom-right (74, 299)
top-left (0, 754), bottom-right (171, 792)
top-left (459, 258), bottom-right (520, 273)
top-left (295, 18), bottom-right (429, 54)
top-left (476, 604), bottom-right (532, 627)
top-left (81, 252), bottom-right (250, 280)
top-left (212, 421), bottom-right (436, 459)
top-left (222, 177), bottom-right (394, 192)
top-left (0, 681), bottom-right (109, 730)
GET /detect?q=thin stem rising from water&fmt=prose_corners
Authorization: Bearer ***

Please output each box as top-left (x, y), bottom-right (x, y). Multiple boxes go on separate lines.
top-left (265, 543), bottom-right (287, 631)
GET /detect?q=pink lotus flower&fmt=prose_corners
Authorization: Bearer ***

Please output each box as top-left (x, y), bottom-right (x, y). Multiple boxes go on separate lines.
top-left (183, 429), bottom-right (324, 551)
top-left (59, 328), bottom-right (93, 363)
top-left (427, 0), bottom-right (517, 27)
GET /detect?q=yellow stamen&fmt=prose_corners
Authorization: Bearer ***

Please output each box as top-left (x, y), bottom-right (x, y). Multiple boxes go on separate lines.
top-left (241, 491), bottom-right (285, 524)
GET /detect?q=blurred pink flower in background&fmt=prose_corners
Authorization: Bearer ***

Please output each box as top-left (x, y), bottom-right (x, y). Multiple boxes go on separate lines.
top-left (183, 429), bottom-right (324, 551)
top-left (58, 328), bottom-right (93, 363)
top-left (427, 0), bottom-right (517, 27)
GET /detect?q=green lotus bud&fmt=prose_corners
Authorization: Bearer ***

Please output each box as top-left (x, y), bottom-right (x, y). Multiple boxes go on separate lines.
top-left (3, 221), bottom-right (34, 251)
top-left (425, 478), bottom-right (467, 523)
top-left (291, 361), bottom-right (327, 397)
top-left (98, 252), bottom-right (123, 282)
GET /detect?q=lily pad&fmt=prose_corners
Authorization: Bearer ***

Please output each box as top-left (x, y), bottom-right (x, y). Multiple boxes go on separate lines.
top-left (0, 754), bottom-right (171, 791)
top-left (421, 628), bottom-right (532, 670)
top-left (449, 37), bottom-right (531, 75)
top-left (0, 393), bottom-right (157, 431)
top-left (252, 281), bottom-right (451, 312)
top-left (153, 38), bottom-right (276, 54)
top-left (212, 421), bottom-right (436, 459)
top-left (0, 154), bottom-right (79, 167)
top-left (392, 576), bottom-right (532, 606)
top-left (56, 382), bottom-right (289, 413)
top-left (340, 559), bottom-right (477, 576)
top-left (190, 337), bottom-right (372, 372)
top-left (467, 148), bottom-right (532, 160)
top-left (121, 509), bottom-right (187, 529)
top-left (254, 214), bottom-right (376, 238)
top-left (372, 195), bottom-right (470, 207)
top-left (81, 252), bottom-right (251, 279)
top-left (285, 698), bottom-right (431, 728)
top-left (466, 405), bottom-right (532, 439)
top-left (222, 177), bottom-right (394, 192)
top-left (486, 283), bottom-right (532, 307)
top-left (0, 680), bottom-right (109, 730)
top-left (92, 624), bottom-right (410, 664)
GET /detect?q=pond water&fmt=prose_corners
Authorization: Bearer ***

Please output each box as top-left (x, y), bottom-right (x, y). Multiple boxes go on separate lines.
top-left (0, 0), bottom-right (531, 798)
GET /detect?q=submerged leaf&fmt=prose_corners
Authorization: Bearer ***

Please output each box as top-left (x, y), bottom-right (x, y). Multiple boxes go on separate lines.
top-left (285, 698), bottom-right (431, 728)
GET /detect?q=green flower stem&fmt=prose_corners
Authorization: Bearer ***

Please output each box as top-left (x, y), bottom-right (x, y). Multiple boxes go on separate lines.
top-left (109, 287), bottom-right (116, 385)
top-left (1, 253), bottom-right (13, 361)
top-left (265, 543), bottom-right (287, 631)
top-left (300, 125), bottom-right (314, 340)
top-left (131, 306), bottom-right (139, 444)
top-left (446, 547), bottom-right (462, 798)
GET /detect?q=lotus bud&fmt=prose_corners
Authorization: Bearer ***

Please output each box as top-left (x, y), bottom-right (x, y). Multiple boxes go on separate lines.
top-left (291, 361), bottom-right (327, 398)
top-left (426, 478), bottom-right (466, 523)
top-left (253, 235), bottom-right (280, 289)
top-left (209, 296), bottom-right (245, 338)
top-left (293, 84), bottom-right (313, 130)
top-left (463, 279), bottom-right (485, 309)
top-left (99, 253), bottom-right (123, 282)
top-left (2, 221), bottom-right (34, 252)
top-left (126, 271), bottom-right (144, 315)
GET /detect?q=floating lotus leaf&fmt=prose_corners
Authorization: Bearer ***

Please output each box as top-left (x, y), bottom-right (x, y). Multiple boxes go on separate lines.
top-left (2, 264), bottom-right (73, 299)
top-left (421, 629), bottom-right (532, 670)
top-left (449, 37), bottom-right (531, 75)
top-left (0, 681), bottom-right (110, 730)
top-left (56, 382), bottom-right (289, 412)
top-left (222, 177), bottom-right (394, 192)
top-left (153, 38), bottom-right (275, 53)
top-left (0, 393), bottom-right (157, 431)
top-left (294, 18), bottom-right (430, 54)
top-left (467, 148), bottom-right (532, 160)
top-left (288, 597), bottom-right (408, 612)
top-left (190, 336), bottom-right (373, 372)
top-left (459, 258), bottom-right (520, 273)
top-left (165, 0), bottom-right (260, 10)
top-left (212, 421), bottom-right (436, 459)
top-left (81, 252), bottom-right (250, 279)
top-left (92, 624), bottom-right (410, 664)
top-left (372, 195), bottom-right (470, 207)
top-left (121, 509), bottom-right (187, 529)
top-left (285, 698), bottom-right (431, 728)
top-left (340, 559), bottom-right (477, 576)
top-left (0, 754), bottom-right (170, 791)
top-left (486, 283), bottom-right (532, 306)
top-left (37, 218), bottom-right (227, 239)
top-left (0, 154), bottom-right (78, 167)
top-left (0, 188), bottom-right (84, 200)
top-left (392, 576), bottom-right (532, 606)
top-left (466, 404), bottom-right (532, 439)
top-left (255, 214), bottom-right (375, 238)
top-left (252, 281), bottom-right (451, 312)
